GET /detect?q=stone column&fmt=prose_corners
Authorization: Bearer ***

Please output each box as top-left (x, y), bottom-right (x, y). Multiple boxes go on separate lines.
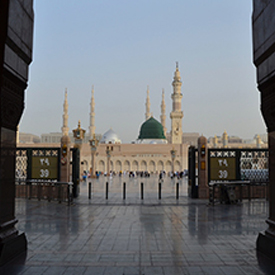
top-left (198, 136), bottom-right (209, 199)
top-left (170, 148), bottom-right (176, 174)
top-left (90, 136), bottom-right (99, 178)
top-left (253, 1), bottom-right (275, 261)
top-left (60, 135), bottom-right (71, 182)
top-left (0, 0), bottom-right (34, 265)
top-left (106, 147), bottom-right (111, 176)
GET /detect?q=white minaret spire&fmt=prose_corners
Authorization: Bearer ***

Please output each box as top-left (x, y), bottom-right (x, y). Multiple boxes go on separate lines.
top-left (145, 85), bottom-right (152, 120)
top-left (89, 85), bottom-right (95, 139)
top-left (61, 88), bottom-right (69, 136)
top-left (160, 89), bottom-right (167, 137)
top-left (170, 62), bottom-right (183, 144)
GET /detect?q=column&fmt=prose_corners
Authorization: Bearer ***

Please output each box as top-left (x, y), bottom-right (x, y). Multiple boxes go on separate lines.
top-left (0, 0), bottom-right (34, 265)
top-left (253, 1), bottom-right (275, 261)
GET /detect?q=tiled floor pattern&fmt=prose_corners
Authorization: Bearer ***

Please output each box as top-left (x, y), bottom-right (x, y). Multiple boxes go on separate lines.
top-left (1, 177), bottom-right (275, 274)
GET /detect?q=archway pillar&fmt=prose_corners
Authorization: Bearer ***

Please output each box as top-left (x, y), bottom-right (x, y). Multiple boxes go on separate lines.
top-left (253, 2), bottom-right (275, 261)
top-left (0, 0), bottom-right (34, 265)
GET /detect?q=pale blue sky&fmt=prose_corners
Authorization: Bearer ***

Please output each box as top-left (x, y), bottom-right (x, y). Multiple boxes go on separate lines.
top-left (20, 0), bottom-right (266, 143)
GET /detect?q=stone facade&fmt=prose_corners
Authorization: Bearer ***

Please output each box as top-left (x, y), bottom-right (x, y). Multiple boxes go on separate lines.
top-left (253, 0), bottom-right (275, 261)
top-left (80, 143), bottom-right (189, 174)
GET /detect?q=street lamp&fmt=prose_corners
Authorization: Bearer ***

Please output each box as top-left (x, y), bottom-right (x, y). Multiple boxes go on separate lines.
top-left (89, 134), bottom-right (99, 178)
top-left (106, 146), bottom-right (111, 176)
top-left (72, 120), bottom-right (86, 150)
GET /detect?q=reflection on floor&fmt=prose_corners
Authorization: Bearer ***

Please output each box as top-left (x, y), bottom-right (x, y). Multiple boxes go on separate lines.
top-left (1, 176), bottom-right (275, 275)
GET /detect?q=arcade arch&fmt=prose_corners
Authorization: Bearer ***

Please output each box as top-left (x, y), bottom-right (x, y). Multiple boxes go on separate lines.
top-left (82, 159), bottom-right (89, 172)
top-left (140, 160), bottom-right (147, 171)
top-left (132, 160), bottom-right (138, 171)
top-left (175, 160), bottom-right (181, 172)
top-left (98, 160), bottom-right (105, 173)
top-left (166, 160), bottom-right (172, 172)
top-left (157, 160), bottom-right (164, 172)
top-left (148, 160), bottom-right (156, 173)
top-left (115, 160), bottom-right (122, 172)
top-left (124, 160), bottom-right (130, 172)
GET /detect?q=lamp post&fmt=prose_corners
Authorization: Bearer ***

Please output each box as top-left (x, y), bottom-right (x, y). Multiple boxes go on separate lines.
top-left (171, 148), bottom-right (176, 176)
top-left (89, 134), bottom-right (99, 178)
top-left (72, 121), bottom-right (85, 197)
top-left (106, 146), bottom-right (111, 176)
top-left (72, 120), bottom-right (86, 150)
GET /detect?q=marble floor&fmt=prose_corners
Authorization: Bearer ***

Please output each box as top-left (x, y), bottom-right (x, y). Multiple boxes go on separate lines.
top-left (1, 176), bottom-right (275, 274)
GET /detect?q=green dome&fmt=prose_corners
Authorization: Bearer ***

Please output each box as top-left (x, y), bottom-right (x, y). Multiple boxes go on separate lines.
top-left (138, 117), bottom-right (166, 140)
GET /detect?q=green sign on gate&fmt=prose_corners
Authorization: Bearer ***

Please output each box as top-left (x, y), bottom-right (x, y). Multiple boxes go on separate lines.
top-left (210, 157), bottom-right (237, 181)
top-left (31, 156), bottom-right (58, 179)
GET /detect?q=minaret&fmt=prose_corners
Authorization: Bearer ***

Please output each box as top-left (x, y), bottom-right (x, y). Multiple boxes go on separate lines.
top-left (61, 89), bottom-right (69, 136)
top-left (89, 86), bottom-right (95, 139)
top-left (160, 89), bottom-right (167, 137)
top-left (145, 86), bottom-right (152, 120)
top-left (170, 62), bottom-right (183, 144)
top-left (213, 135), bottom-right (218, 148)
top-left (256, 134), bottom-right (261, 148)
top-left (222, 130), bottom-right (228, 148)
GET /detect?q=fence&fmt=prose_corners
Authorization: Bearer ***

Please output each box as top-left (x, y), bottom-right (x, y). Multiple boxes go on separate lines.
top-left (16, 180), bottom-right (73, 205)
top-left (208, 148), bottom-right (269, 204)
top-left (85, 176), bottom-right (186, 203)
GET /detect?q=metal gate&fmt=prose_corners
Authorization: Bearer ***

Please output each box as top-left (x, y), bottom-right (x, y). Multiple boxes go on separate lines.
top-left (208, 148), bottom-right (269, 203)
top-left (71, 147), bottom-right (80, 198)
top-left (208, 148), bottom-right (268, 184)
top-left (16, 148), bottom-right (61, 181)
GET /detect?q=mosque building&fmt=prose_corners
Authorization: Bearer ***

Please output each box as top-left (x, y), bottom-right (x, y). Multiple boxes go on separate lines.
top-left (79, 64), bottom-right (189, 174)
top-left (18, 64), bottom-right (267, 175)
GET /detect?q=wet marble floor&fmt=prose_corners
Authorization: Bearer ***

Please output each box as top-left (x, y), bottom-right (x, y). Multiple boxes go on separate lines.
top-left (1, 176), bottom-right (275, 274)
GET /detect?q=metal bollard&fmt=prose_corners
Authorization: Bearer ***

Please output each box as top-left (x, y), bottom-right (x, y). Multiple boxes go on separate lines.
top-left (141, 183), bottom-right (144, 200)
top-left (67, 184), bottom-right (72, 206)
top-left (123, 182), bottom-right (126, 200)
top-left (176, 182), bottom-right (179, 200)
top-left (158, 182), bottom-right (161, 200)
top-left (106, 182), bottom-right (109, 200)
top-left (29, 183), bottom-right (32, 200)
top-left (58, 183), bottom-right (62, 204)
top-left (89, 181), bottom-right (92, 199)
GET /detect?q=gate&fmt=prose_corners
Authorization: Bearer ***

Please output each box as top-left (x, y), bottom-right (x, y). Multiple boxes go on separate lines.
top-left (208, 148), bottom-right (268, 184)
top-left (16, 148), bottom-right (60, 181)
top-left (208, 148), bottom-right (269, 203)
top-left (71, 147), bottom-right (80, 198)
top-left (15, 148), bottom-right (73, 203)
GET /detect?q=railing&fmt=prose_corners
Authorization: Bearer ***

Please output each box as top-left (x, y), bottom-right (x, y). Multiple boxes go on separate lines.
top-left (16, 180), bottom-right (73, 206)
top-left (87, 180), bottom-right (181, 201)
top-left (209, 181), bottom-right (268, 206)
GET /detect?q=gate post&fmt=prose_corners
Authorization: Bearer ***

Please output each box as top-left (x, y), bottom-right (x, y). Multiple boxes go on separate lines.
top-left (188, 146), bottom-right (198, 198)
top-left (60, 135), bottom-right (71, 183)
top-left (198, 135), bottom-right (209, 199)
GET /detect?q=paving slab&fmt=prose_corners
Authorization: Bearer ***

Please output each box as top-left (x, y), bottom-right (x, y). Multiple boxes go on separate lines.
top-left (0, 176), bottom-right (275, 274)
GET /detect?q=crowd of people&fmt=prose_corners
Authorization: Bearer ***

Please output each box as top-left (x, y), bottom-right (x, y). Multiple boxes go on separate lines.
top-left (82, 169), bottom-right (188, 181)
